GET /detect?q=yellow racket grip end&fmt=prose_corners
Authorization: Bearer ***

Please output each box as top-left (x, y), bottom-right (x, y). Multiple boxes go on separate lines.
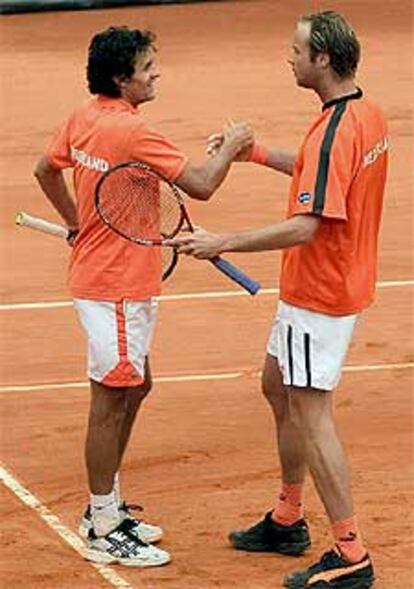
top-left (15, 211), bottom-right (26, 226)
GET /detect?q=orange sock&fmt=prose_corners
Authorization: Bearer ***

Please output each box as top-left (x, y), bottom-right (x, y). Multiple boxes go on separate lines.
top-left (332, 516), bottom-right (367, 563)
top-left (271, 483), bottom-right (304, 526)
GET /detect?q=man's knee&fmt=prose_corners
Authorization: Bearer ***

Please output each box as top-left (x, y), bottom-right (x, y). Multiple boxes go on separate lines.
top-left (127, 358), bottom-right (153, 400)
top-left (128, 375), bottom-right (152, 401)
top-left (89, 381), bottom-right (127, 423)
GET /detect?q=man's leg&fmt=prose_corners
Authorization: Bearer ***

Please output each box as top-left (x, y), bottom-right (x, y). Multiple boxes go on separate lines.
top-left (85, 379), bottom-right (128, 536)
top-left (116, 358), bottom-right (152, 472)
top-left (288, 388), bottom-right (353, 522)
top-left (289, 388), bottom-right (368, 558)
top-left (283, 387), bottom-right (374, 588)
top-left (228, 354), bottom-right (310, 555)
top-left (86, 380), bottom-right (127, 496)
top-left (84, 375), bottom-right (170, 567)
top-left (262, 354), bottom-right (306, 487)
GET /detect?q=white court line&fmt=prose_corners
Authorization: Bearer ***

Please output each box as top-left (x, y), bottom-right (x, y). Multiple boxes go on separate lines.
top-left (0, 465), bottom-right (134, 589)
top-left (0, 372), bottom-right (244, 394)
top-left (0, 363), bottom-right (412, 394)
top-left (0, 279), bottom-right (413, 311)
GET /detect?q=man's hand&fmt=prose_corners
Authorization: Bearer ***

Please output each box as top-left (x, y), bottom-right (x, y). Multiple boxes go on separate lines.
top-left (66, 227), bottom-right (79, 247)
top-left (207, 120), bottom-right (254, 160)
top-left (165, 227), bottom-right (225, 259)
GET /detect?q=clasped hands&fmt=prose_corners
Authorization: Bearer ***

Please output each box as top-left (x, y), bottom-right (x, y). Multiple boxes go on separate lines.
top-left (165, 120), bottom-right (252, 258)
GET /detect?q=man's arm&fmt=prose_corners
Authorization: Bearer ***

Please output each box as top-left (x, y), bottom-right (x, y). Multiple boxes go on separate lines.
top-left (34, 156), bottom-right (79, 230)
top-left (207, 133), bottom-right (297, 176)
top-left (168, 214), bottom-right (320, 258)
top-left (256, 147), bottom-right (297, 176)
top-left (174, 121), bottom-right (254, 200)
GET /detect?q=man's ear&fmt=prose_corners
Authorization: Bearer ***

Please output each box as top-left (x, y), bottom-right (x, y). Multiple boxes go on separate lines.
top-left (113, 74), bottom-right (128, 90)
top-left (317, 52), bottom-right (330, 70)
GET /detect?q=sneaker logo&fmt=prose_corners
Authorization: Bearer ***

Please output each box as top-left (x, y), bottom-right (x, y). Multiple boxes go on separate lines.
top-left (309, 558), bottom-right (370, 584)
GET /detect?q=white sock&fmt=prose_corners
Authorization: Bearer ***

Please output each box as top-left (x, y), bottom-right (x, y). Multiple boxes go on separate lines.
top-left (91, 490), bottom-right (120, 537)
top-left (113, 472), bottom-right (121, 507)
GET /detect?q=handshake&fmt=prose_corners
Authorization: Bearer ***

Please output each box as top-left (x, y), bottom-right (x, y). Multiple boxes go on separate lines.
top-left (205, 120), bottom-right (268, 165)
top-left (205, 119), bottom-right (255, 161)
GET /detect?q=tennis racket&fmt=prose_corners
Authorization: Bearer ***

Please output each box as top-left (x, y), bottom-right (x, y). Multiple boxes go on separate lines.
top-left (94, 161), bottom-right (261, 295)
top-left (15, 210), bottom-right (178, 282)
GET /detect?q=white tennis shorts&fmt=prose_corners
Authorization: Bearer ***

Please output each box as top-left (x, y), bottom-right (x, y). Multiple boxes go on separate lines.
top-left (73, 298), bottom-right (158, 388)
top-left (267, 301), bottom-right (358, 391)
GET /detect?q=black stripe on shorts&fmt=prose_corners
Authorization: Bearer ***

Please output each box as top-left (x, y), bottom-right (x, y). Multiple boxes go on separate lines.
top-left (287, 325), bottom-right (294, 386)
top-left (304, 332), bottom-right (312, 388)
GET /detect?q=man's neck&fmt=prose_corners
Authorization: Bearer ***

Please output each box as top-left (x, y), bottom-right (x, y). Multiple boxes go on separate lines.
top-left (316, 77), bottom-right (358, 105)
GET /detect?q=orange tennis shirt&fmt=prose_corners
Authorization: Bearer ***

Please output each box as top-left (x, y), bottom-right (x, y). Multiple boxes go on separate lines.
top-left (280, 89), bottom-right (388, 316)
top-left (46, 96), bottom-right (188, 300)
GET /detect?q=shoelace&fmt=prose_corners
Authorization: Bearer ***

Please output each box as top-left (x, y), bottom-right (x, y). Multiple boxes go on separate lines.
top-left (118, 519), bottom-right (149, 546)
top-left (319, 549), bottom-right (343, 570)
top-left (120, 502), bottom-right (144, 515)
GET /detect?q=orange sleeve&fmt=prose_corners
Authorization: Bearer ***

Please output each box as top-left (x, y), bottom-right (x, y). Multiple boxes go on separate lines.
top-left (290, 118), bottom-right (357, 221)
top-left (45, 118), bottom-right (73, 170)
top-left (129, 123), bottom-right (189, 183)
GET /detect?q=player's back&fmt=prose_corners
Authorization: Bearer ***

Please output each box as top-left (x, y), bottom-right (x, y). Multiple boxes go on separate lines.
top-left (280, 92), bottom-right (388, 316)
top-left (47, 95), bottom-right (163, 300)
top-left (342, 96), bottom-right (388, 310)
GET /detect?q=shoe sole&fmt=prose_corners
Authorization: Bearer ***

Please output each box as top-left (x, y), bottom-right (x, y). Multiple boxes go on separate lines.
top-left (284, 574), bottom-right (375, 589)
top-left (79, 523), bottom-right (163, 544)
top-left (84, 548), bottom-right (171, 567)
top-left (230, 536), bottom-right (311, 556)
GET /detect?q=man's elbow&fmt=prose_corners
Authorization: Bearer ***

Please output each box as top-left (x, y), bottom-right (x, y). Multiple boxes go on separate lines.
top-left (294, 215), bottom-right (320, 244)
top-left (298, 228), bottom-right (316, 244)
top-left (175, 166), bottom-right (216, 201)
top-left (194, 186), bottom-right (214, 200)
top-left (186, 183), bottom-right (214, 201)
top-left (34, 157), bottom-right (54, 181)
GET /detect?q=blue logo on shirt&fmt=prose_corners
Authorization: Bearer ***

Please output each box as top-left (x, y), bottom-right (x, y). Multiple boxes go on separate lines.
top-left (298, 192), bottom-right (312, 204)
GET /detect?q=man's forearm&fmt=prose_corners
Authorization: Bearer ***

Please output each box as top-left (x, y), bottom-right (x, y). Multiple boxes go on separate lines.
top-left (220, 216), bottom-right (319, 253)
top-left (265, 148), bottom-right (297, 176)
top-left (175, 144), bottom-right (239, 201)
top-left (34, 159), bottom-right (78, 229)
top-left (198, 143), bottom-right (238, 195)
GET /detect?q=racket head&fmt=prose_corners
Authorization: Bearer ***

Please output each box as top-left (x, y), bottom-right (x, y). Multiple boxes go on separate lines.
top-left (95, 161), bottom-right (185, 245)
top-left (95, 161), bottom-right (185, 281)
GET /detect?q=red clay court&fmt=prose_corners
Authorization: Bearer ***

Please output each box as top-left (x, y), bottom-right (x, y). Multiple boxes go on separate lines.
top-left (1, 1), bottom-right (413, 587)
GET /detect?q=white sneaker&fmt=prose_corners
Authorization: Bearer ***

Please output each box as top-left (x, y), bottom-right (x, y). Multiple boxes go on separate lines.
top-left (85, 519), bottom-right (171, 567)
top-left (79, 502), bottom-right (163, 544)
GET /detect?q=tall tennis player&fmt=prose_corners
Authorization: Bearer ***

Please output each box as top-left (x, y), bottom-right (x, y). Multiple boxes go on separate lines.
top-left (170, 11), bottom-right (388, 589)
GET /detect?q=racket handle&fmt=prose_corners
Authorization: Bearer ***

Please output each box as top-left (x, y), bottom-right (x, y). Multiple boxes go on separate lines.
top-left (16, 211), bottom-right (68, 239)
top-left (209, 256), bottom-right (261, 295)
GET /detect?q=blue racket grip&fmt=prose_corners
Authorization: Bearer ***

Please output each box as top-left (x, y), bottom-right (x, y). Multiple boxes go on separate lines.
top-left (209, 256), bottom-right (261, 295)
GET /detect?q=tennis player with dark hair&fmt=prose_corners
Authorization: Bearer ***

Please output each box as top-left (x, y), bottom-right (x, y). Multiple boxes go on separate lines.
top-left (34, 26), bottom-right (253, 567)
top-left (170, 11), bottom-right (388, 589)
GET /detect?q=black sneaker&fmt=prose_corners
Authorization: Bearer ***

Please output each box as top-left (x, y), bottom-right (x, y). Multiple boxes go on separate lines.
top-left (228, 511), bottom-right (311, 555)
top-left (283, 548), bottom-right (375, 588)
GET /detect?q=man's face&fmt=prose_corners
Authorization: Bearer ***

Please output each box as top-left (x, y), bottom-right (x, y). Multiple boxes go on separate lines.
top-left (120, 47), bottom-right (160, 107)
top-left (289, 21), bottom-right (322, 89)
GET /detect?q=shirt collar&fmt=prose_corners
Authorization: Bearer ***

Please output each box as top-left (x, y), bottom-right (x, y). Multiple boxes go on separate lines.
top-left (96, 95), bottom-right (137, 113)
top-left (322, 87), bottom-right (363, 111)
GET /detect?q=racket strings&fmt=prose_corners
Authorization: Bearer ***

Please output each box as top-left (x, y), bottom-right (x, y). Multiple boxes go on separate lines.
top-left (97, 166), bottom-right (182, 243)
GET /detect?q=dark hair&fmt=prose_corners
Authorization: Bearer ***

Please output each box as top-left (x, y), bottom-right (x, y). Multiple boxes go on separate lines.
top-left (300, 11), bottom-right (360, 79)
top-left (87, 26), bottom-right (156, 97)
